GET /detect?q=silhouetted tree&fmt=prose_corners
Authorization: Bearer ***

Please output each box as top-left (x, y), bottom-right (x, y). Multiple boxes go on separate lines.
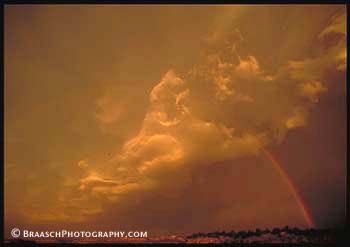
top-left (228, 230), bottom-right (236, 237)
top-left (282, 225), bottom-right (290, 232)
top-left (272, 227), bottom-right (281, 235)
top-left (255, 228), bottom-right (262, 236)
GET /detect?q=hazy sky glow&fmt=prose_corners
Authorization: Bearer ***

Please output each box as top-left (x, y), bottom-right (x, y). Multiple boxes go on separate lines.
top-left (5, 5), bottom-right (346, 239)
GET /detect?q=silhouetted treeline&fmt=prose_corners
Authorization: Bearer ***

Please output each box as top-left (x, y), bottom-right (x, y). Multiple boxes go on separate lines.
top-left (3, 242), bottom-right (344, 247)
top-left (4, 227), bottom-right (345, 247)
top-left (187, 226), bottom-right (339, 242)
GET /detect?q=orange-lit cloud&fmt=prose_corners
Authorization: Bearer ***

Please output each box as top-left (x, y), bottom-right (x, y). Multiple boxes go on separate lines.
top-left (50, 9), bottom-right (346, 228)
top-left (5, 5), bottom-right (346, 236)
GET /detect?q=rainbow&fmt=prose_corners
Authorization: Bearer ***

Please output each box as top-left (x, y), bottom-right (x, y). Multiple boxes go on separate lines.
top-left (261, 148), bottom-right (315, 228)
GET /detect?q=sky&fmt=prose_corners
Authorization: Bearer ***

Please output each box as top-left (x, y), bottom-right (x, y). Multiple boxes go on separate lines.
top-left (4, 5), bottom-right (347, 239)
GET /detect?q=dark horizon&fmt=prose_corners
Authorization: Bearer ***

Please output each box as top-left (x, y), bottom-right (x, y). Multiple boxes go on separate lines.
top-left (4, 227), bottom-right (347, 246)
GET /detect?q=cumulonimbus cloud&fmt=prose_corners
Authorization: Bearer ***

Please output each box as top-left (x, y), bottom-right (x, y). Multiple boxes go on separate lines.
top-left (26, 10), bottom-right (345, 230)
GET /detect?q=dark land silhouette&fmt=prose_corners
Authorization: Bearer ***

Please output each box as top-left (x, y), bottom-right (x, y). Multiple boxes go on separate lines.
top-left (4, 227), bottom-right (349, 247)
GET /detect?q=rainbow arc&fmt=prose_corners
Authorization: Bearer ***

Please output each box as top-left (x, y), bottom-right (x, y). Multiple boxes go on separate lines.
top-left (261, 148), bottom-right (315, 228)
